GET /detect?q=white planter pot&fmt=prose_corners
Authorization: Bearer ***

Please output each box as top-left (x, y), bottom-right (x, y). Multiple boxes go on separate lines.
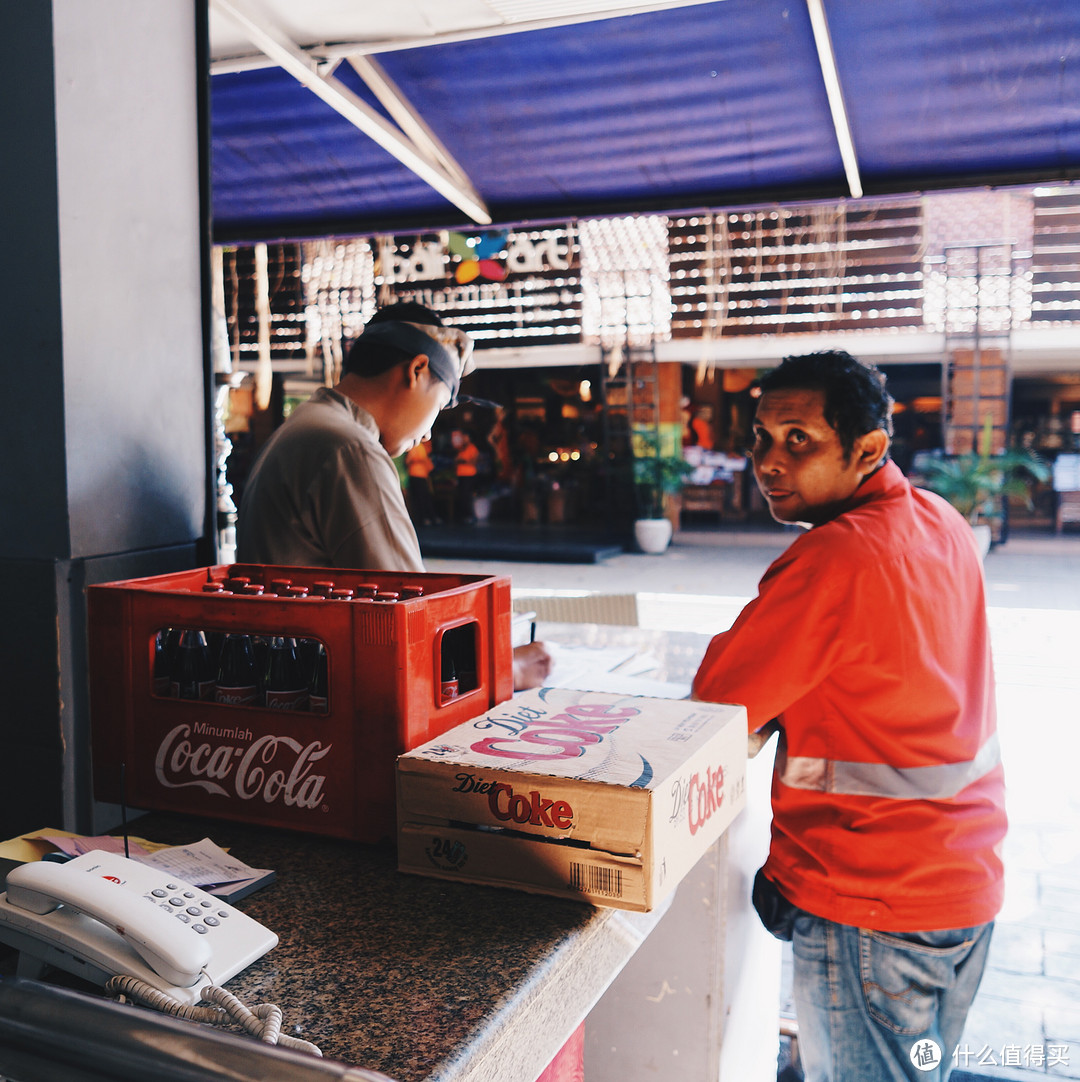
top-left (634, 517), bottom-right (673, 554)
top-left (972, 523), bottom-right (992, 558)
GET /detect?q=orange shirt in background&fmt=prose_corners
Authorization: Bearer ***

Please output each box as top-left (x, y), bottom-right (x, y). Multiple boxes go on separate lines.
top-left (406, 441), bottom-right (434, 478)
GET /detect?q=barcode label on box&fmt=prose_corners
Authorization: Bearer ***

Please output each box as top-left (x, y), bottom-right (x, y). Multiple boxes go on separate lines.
top-left (570, 862), bottom-right (623, 898)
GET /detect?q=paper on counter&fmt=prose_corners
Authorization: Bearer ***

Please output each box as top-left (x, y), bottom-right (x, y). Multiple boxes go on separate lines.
top-left (35, 833), bottom-right (159, 860)
top-left (20, 832), bottom-right (274, 899)
top-left (552, 673), bottom-right (690, 698)
top-left (141, 837), bottom-right (273, 891)
top-left (611, 652), bottom-right (664, 677)
top-left (540, 641), bottom-right (638, 687)
top-left (541, 641), bottom-right (689, 698)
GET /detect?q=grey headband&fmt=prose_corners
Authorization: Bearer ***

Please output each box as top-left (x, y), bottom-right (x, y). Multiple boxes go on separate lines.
top-left (357, 320), bottom-right (474, 408)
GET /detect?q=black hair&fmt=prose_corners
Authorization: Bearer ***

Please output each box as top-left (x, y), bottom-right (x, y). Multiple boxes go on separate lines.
top-left (342, 302), bottom-right (444, 378)
top-left (756, 350), bottom-right (894, 455)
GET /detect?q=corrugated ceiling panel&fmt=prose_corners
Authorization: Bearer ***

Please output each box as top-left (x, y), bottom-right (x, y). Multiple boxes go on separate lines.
top-left (210, 0), bottom-right (1080, 241)
top-left (211, 1), bottom-right (839, 240)
top-left (830, 0), bottom-right (1080, 188)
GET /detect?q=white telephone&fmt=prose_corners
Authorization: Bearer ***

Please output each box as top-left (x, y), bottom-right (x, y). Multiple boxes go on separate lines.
top-left (0, 851), bottom-right (278, 1006)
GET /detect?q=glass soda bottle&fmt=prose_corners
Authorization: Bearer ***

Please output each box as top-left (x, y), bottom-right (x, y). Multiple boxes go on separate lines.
top-left (153, 628), bottom-right (180, 696)
top-left (215, 633), bottom-right (259, 705)
top-left (308, 643), bottom-right (329, 714)
top-left (264, 636), bottom-right (309, 710)
top-left (440, 650), bottom-right (458, 704)
top-left (168, 629), bottom-right (215, 700)
top-left (296, 638), bottom-right (319, 683)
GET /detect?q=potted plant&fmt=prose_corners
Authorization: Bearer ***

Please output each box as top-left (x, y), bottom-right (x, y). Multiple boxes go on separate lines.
top-left (918, 420), bottom-right (1049, 555)
top-left (632, 433), bottom-right (693, 554)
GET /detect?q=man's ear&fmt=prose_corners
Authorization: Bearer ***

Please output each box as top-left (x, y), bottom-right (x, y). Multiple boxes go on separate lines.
top-left (405, 353), bottom-right (430, 388)
top-left (854, 428), bottom-right (890, 476)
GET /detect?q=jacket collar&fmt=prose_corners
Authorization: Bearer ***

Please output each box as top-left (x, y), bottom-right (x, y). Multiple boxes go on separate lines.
top-left (835, 459), bottom-right (906, 518)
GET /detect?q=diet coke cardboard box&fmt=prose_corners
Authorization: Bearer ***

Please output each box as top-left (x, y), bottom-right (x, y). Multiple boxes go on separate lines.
top-left (397, 688), bottom-right (747, 911)
top-left (88, 564), bottom-right (513, 842)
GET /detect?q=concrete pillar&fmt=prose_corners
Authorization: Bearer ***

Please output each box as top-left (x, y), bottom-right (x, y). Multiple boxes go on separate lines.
top-left (0, 1), bottom-right (210, 837)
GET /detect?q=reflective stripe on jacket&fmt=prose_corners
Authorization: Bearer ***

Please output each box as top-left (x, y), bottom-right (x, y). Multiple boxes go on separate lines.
top-left (778, 730), bottom-right (1000, 800)
top-left (692, 461), bottom-right (1006, 932)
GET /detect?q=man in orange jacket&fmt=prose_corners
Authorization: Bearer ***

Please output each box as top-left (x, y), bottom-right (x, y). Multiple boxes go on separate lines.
top-left (405, 438), bottom-right (439, 526)
top-left (693, 351), bottom-right (1006, 1082)
top-left (451, 429), bottom-right (480, 524)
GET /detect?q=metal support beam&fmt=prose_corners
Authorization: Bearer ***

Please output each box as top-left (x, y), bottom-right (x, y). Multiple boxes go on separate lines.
top-left (345, 54), bottom-right (474, 193)
top-left (210, 1), bottom-right (725, 74)
top-left (211, 0), bottom-right (492, 225)
top-left (805, 0), bottom-right (863, 199)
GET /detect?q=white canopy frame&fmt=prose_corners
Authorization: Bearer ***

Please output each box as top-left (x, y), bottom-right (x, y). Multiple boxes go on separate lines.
top-left (211, 0), bottom-right (493, 224)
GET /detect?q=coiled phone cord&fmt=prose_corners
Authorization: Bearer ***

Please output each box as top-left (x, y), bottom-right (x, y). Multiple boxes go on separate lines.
top-left (104, 973), bottom-right (323, 1057)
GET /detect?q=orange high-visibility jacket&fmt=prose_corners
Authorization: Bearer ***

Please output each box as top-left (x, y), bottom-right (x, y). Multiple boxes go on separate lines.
top-left (455, 440), bottom-right (479, 478)
top-left (406, 442), bottom-right (434, 478)
top-left (693, 461), bottom-right (1006, 932)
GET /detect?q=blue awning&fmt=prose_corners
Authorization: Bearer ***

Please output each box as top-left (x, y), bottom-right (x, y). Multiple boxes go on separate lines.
top-left (210, 0), bottom-right (1080, 242)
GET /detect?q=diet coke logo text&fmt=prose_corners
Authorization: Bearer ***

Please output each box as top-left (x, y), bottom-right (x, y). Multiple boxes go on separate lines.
top-left (469, 701), bottom-right (640, 761)
top-left (487, 783), bottom-right (573, 829)
top-left (687, 764), bottom-right (725, 836)
top-left (154, 723), bottom-right (331, 810)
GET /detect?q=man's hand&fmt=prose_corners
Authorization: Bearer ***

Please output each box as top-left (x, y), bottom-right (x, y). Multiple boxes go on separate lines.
top-left (512, 641), bottom-right (552, 691)
top-left (749, 718), bottom-right (782, 758)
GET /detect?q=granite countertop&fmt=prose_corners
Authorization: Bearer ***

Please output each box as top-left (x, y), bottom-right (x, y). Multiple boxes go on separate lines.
top-left (1, 624), bottom-right (715, 1081)
top-left (124, 811), bottom-right (665, 1082)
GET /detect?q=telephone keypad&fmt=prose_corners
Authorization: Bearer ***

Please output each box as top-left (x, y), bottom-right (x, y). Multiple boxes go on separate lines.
top-left (145, 879), bottom-right (238, 941)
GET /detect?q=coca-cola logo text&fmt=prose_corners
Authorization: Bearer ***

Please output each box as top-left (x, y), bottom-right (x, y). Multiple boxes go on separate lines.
top-left (154, 723), bottom-right (330, 810)
top-left (488, 783), bottom-right (573, 829)
top-left (469, 702), bottom-right (640, 761)
top-left (687, 764), bottom-right (725, 836)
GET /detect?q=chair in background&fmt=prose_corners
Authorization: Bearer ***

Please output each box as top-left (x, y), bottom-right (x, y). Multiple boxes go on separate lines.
top-left (512, 592), bottom-right (639, 627)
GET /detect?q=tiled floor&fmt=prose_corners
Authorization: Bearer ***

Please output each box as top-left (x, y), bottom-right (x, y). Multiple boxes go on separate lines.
top-left (427, 524), bottom-right (1080, 1080)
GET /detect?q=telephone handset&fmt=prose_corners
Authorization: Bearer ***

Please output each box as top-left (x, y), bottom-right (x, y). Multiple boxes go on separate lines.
top-left (0, 850), bottom-right (278, 1005)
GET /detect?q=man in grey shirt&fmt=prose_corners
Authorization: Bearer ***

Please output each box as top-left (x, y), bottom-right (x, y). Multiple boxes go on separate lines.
top-left (238, 302), bottom-right (551, 689)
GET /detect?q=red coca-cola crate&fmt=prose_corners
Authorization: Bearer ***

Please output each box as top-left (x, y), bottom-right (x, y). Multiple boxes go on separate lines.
top-left (89, 564), bottom-right (513, 842)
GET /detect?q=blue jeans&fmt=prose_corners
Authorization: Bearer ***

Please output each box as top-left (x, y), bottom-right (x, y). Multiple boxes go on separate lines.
top-left (792, 914), bottom-right (994, 1082)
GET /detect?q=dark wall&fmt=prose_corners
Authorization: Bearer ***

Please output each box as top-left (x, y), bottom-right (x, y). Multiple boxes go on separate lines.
top-left (0, 2), bottom-right (209, 838)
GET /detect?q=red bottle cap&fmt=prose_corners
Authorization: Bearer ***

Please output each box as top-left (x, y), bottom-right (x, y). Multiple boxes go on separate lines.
top-left (329, 588), bottom-right (355, 600)
top-left (375, 591), bottom-right (399, 602)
